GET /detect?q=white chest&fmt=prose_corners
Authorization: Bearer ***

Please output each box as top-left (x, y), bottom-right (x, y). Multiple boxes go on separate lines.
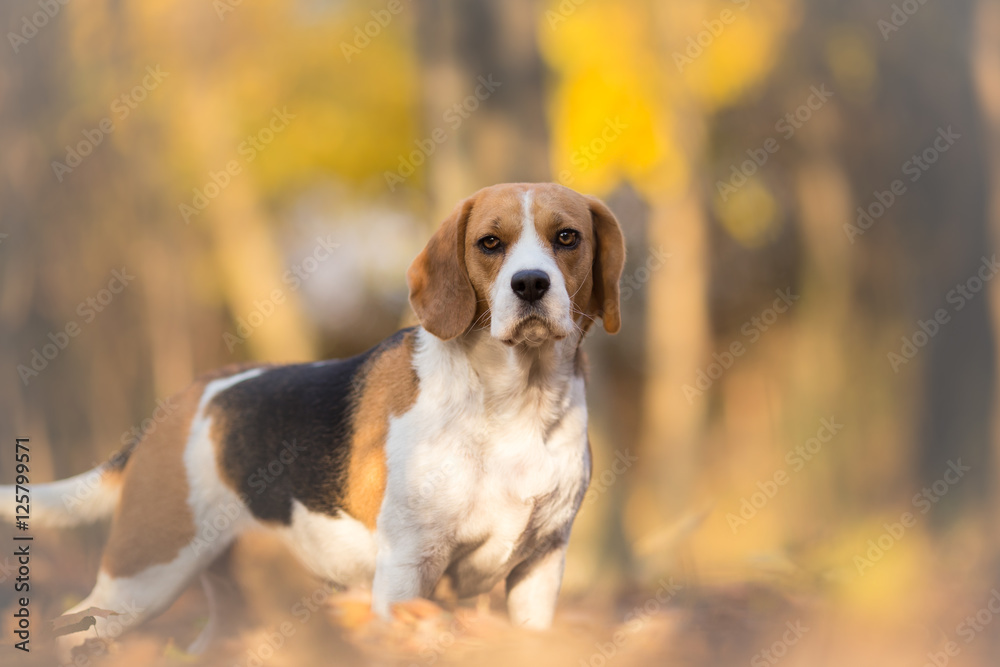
top-left (412, 411), bottom-right (589, 595)
top-left (379, 331), bottom-right (591, 596)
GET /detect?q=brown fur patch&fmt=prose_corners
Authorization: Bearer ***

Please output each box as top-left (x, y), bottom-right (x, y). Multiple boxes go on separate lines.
top-left (102, 364), bottom-right (264, 577)
top-left (583, 196), bottom-right (625, 333)
top-left (342, 330), bottom-right (419, 529)
top-left (101, 381), bottom-right (204, 578)
top-left (407, 198), bottom-right (478, 340)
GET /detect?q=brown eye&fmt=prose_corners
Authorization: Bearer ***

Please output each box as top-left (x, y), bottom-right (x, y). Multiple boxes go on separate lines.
top-left (478, 235), bottom-right (503, 253)
top-left (556, 229), bottom-right (579, 248)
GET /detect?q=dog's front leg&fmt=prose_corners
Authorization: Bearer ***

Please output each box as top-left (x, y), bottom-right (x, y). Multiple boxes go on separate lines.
top-left (370, 519), bottom-right (450, 619)
top-left (505, 542), bottom-right (568, 629)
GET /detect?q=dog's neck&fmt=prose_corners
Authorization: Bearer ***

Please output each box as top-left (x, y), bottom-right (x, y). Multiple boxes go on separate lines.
top-left (421, 327), bottom-right (585, 421)
top-left (463, 327), bottom-right (582, 386)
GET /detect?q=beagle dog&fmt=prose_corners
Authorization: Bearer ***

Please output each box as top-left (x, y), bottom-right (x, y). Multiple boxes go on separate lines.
top-left (4, 182), bottom-right (625, 658)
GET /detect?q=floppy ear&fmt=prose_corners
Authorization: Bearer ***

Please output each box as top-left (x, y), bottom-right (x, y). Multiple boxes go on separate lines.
top-left (586, 196), bottom-right (626, 334)
top-left (407, 197), bottom-right (477, 340)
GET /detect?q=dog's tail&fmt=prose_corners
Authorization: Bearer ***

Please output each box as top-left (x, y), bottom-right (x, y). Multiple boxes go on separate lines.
top-left (0, 441), bottom-right (135, 528)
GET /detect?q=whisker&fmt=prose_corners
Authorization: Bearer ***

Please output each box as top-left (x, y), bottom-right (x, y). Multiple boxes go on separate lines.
top-left (568, 266), bottom-right (594, 300)
top-left (471, 306), bottom-right (493, 332)
top-left (569, 305), bottom-right (597, 323)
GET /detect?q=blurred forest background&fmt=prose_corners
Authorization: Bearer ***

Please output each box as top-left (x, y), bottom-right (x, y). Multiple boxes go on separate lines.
top-left (3, 0), bottom-right (1000, 665)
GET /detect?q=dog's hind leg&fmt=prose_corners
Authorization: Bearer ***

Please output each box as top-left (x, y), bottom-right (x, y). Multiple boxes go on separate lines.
top-left (55, 486), bottom-right (247, 662)
top-left (56, 373), bottom-right (257, 662)
top-left (55, 544), bottom-right (225, 662)
top-left (186, 572), bottom-right (220, 654)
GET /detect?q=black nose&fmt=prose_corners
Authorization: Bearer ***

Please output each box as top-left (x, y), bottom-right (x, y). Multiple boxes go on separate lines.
top-left (511, 270), bottom-right (550, 303)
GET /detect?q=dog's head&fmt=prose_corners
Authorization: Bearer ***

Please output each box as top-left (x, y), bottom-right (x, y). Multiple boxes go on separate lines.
top-left (407, 183), bottom-right (625, 346)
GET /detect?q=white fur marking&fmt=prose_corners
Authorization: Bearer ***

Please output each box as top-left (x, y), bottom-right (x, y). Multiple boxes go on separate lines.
top-left (490, 188), bottom-right (574, 342)
top-left (277, 500), bottom-right (377, 587)
top-left (182, 368), bottom-right (265, 559)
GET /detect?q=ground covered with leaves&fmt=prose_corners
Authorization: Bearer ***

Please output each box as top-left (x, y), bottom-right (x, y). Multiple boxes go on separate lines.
top-left (2, 530), bottom-right (998, 667)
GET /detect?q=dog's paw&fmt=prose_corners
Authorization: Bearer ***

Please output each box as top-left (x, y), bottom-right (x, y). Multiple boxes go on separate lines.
top-left (326, 589), bottom-right (377, 630)
top-left (389, 597), bottom-right (446, 625)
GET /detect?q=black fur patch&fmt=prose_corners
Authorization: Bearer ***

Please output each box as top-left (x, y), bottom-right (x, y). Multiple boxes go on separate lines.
top-left (210, 328), bottom-right (415, 524)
